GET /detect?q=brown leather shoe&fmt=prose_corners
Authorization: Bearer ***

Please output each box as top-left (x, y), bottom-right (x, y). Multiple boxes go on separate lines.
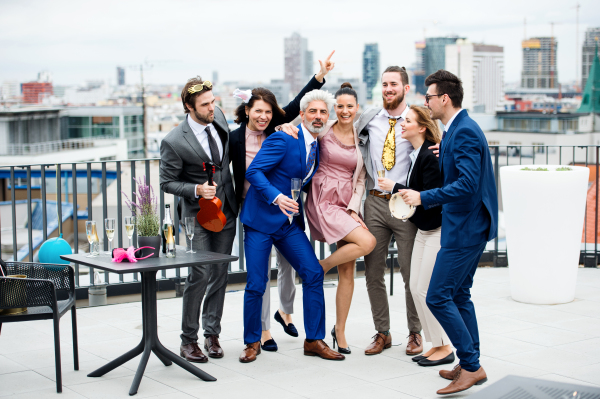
top-left (440, 364), bottom-right (461, 380)
top-left (239, 342), bottom-right (261, 363)
top-left (304, 340), bottom-right (345, 360)
top-left (364, 332), bottom-right (392, 355)
top-left (180, 343), bottom-right (208, 363)
top-left (204, 335), bottom-right (224, 358)
top-left (437, 366), bottom-right (487, 395)
top-left (406, 331), bottom-right (423, 355)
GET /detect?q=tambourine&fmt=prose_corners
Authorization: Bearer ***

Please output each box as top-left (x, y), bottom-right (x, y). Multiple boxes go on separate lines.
top-left (389, 192), bottom-right (416, 221)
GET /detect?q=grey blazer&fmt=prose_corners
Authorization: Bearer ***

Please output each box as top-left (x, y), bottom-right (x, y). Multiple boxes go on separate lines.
top-left (355, 107), bottom-right (382, 192)
top-left (159, 107), bottom-right (238, 220)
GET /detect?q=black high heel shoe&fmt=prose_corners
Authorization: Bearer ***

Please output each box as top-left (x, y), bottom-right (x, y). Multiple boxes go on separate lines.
top-left (331, 325), bottom-right (351, 354)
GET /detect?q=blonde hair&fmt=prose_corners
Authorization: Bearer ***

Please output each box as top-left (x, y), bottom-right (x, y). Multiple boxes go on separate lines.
top-left (410, 105), bottom-right (442, 144)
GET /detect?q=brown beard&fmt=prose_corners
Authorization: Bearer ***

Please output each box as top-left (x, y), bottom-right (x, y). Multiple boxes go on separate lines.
top-left (383, 91), bottom-right (404, 111)
top-left (193, 109), bottom-right (214, 125)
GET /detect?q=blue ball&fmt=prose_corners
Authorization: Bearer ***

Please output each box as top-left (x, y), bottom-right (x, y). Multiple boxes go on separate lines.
top-left (38, 234), bottom-right (73, 265)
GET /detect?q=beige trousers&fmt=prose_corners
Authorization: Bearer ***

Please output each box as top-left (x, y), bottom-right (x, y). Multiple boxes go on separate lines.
top-left (409, 227), bottom-right (450, 347)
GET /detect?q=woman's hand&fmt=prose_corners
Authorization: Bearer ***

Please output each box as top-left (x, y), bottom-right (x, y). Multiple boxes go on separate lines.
top-left (348, 210), bottom-right (368, 230)
top-left (276, 123), bottom-right (299, 139)
top-left (315, 50), bottom-right (335, 82)
top-left (377, 177), bottom-right (396, 192)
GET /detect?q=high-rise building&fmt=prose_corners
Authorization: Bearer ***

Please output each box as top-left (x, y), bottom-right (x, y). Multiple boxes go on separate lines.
top-left (21, 82), bottom-right (53, 103)
top-left (414, 41), bottom-right (426, 94)
top-left (212, 71), bottom-right (219, 85)
top-left (1, 81), bottom-right (20, 99)
top-left (446, 41), bottom-right (504, 113)
top-left (424, 36), bottom-right (462, 79)
top-left (117, 67), bottom-right (125, 86)
top-left (582, 28), bottom-right (600, 88)
top-left (284, 32), bottom-right (313, 95)
top-left (521, 37), bottom-right (558, 89)
top-left (362, 43), bottom-right (380, 100)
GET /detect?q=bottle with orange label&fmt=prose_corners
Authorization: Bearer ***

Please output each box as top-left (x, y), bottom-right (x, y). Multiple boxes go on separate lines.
top-left (163, 205), bottom-right (176, 258)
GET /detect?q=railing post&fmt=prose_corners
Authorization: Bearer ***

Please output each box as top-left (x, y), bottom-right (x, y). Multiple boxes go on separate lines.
top-left (41, 165), bottom-right (48, 241)
top-left (87, 162), bottom-right (94, 286)
top-left (10, 167), bottom-right (16, 260)
top-left (494, 147), bottom-right (500, 267)
top-left (57, 164), bottom-right (63, 238)
top-left (26, 166), bottom-right (33, 261)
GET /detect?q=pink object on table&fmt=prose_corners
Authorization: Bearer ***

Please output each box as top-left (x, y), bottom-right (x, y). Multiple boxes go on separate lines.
top-left (112, 246), bottom-right (155, 263)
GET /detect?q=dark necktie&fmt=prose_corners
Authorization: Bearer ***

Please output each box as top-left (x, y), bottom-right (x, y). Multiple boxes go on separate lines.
top-left (305, 141), bottom-right (317, 179)
top-left (205, 126), bottom-right (221, 166)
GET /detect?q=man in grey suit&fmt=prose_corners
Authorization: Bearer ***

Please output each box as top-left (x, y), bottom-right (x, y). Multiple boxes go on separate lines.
top-left (355, 66), bottom-right (423, 357)
top-left (160, 76), bottom-right (237, 363)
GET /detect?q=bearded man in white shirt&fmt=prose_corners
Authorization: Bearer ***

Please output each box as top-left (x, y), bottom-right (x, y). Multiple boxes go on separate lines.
top-left (354, 66), bottom-right (423, 357)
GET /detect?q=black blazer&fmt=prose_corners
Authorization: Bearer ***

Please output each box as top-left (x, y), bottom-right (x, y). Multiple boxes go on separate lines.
top-left (229, 76), bottom-right (325, 207)
top-left (393, 139), bottom-right (442, 231)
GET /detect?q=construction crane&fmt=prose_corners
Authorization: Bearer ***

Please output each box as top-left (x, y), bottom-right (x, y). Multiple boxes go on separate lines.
top-left (573, 3), bottom-right (581, 89)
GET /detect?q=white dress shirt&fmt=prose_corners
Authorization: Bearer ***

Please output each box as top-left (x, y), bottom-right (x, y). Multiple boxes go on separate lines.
top-left (367, 105), bottom-right (413, 192)
top-left (406, 145), bottom-right (422, 185)
top-left (442, 109), bottom-right (463, 134)
top-left (188, 115), bottom-right (224, 198)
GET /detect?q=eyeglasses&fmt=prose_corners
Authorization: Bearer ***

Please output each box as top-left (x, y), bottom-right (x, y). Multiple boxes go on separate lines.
top-left (187, 81), bottom-right (213, 94)
top-left (424, 93), bottom-right (446, 103)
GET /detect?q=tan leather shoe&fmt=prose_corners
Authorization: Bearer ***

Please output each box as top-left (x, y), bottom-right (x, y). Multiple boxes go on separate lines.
top-left (180, 343), bottom-right (208, 363)
top-left (440, 364), bottom-right (461, 380)
top-left (437, 366), bottom-right (487, 395)
top-left (239, 342), bottom-right (261, 363)
top-left (304, 340), bottom-right (345, 360)
top-left (204, 335), bottom-right (224, 358)
top-left (406, 332), bottom-right (423, 355)
top-left (364, 332), bottom-right (392, 355)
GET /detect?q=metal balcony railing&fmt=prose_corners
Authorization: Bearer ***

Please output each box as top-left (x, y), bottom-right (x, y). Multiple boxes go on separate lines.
top-left (0, 145), bottom-right (598, 296)
top-left (3, 136), bottom-right (117, 156)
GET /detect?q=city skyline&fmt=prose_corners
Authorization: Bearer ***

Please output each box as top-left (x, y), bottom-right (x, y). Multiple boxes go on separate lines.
top-left (0, 0), bottom-right (598, 87)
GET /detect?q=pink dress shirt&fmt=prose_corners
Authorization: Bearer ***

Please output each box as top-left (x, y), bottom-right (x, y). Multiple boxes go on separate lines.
top-left (243, 126), bottom-right (266, 199)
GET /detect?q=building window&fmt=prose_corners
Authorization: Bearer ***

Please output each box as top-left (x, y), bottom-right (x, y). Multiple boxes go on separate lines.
top-left (532, 142), bottom-right (545, 153)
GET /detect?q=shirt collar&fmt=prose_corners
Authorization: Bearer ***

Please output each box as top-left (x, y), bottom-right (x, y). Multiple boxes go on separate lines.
top-left (187, 114), bottom-right (211, 134)
top-left (301, 123), bottom-right (318, 146)
top-left (443, 109), bottom-right (463, 132)
top-left (378, 104), bottom-right (410, 120)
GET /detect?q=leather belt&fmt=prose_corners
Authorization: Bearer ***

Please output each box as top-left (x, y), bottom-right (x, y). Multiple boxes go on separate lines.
top-left (369, 190), bottom-right (392, 200)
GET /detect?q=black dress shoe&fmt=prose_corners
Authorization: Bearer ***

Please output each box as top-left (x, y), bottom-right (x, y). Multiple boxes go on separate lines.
top-left (418, 352), bottom-right (455, 367)
top-left (261, 338), bottom-right (278, 352)
top-left (331, 326), bottom-right (351, 354)
top-left (274, 311), bottom-right (299, 337)
top-left (412, 355), bottom-right (427, 362)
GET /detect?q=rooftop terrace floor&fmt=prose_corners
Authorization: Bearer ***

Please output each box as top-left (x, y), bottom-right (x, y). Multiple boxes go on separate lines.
top-left (1, 267), bottom-right (600, 398)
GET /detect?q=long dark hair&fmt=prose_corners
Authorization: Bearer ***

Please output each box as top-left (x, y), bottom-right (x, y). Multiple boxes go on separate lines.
top-left (234, 87), bottom-right (285, 124)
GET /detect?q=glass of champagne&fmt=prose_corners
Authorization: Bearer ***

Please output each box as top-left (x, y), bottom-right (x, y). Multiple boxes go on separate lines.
top-left (184, 217), bottom-right (196, 253)
top-left (125, 216), bottom-right (135, 247)
top-left (291, 178), bottom-right (302, 217)
top-left (105, 218), bottom-right (116, 255)
top-left (85, 221), bottom-right (98, 257)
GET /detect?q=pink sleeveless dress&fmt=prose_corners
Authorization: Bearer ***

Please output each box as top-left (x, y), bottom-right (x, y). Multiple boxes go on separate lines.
top-left (306, 128), bottom-right (360, 244)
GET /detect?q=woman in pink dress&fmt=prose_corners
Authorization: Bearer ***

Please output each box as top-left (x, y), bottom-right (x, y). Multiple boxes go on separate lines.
top-left (305, 82), bottom-right (377, 354)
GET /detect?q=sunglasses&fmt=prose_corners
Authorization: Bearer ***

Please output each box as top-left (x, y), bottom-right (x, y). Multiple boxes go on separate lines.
top-left (424, 93), bottom-right (445, 103)
top-left (188, 81), bottom-right (213, 94)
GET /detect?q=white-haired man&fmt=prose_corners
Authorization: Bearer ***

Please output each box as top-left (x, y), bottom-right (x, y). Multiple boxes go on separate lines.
top-left (238, 89), bottom-right (344, 363)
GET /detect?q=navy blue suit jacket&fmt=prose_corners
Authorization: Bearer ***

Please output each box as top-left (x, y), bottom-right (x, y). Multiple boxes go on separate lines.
top-left (420, 110), bottom-right (498, 248)
top-left (240, 125), bottom-right (319, 234)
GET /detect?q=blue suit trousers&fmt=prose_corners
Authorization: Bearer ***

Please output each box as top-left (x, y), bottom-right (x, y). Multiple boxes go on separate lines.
top-left (243, 222), bottom-right (325, 344)
top-left (426, 242), bottom-right (487, 372)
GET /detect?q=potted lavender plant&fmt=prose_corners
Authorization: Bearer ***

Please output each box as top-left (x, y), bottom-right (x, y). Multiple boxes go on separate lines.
top-left (123, 176), bottom-right (161, 258)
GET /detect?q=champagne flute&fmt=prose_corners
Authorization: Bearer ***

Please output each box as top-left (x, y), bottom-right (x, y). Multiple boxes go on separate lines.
top-left (291, 178), bottom-right (302, 217)
top-left (85, 221), bottom-right (98, 257)
top-left (124, 216), bottom-right (135, 247)
top-left (184, 217), bottom-right (196, 253)
top-left (105, 218), bottom-right (116, 255)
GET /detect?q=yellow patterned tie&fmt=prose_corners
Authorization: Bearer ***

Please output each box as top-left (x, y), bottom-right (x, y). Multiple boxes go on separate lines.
top-left (382, 118), bottom-right (396, 170)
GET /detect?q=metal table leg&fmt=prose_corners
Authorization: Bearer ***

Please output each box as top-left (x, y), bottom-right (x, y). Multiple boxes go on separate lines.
top-left (87, 270), bottom-right (216, 396)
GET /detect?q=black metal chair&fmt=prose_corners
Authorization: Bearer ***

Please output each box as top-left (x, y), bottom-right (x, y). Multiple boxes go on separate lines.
top-left (0, 259), bottom-right (79, 393)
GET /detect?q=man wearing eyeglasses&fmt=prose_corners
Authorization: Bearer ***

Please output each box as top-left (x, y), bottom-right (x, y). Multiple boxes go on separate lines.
top-left (159, 77), bottom-right (237, 363)
top-left (354, 66), bottom-right (423, 357)
top-left (400, 69), bottom-right (498, 395)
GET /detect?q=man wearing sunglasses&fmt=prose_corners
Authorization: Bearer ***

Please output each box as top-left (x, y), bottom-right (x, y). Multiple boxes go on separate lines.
top-left (159, 77), bottom-right (237, 363)
top-left (400, 69), bottom-right (498, 395)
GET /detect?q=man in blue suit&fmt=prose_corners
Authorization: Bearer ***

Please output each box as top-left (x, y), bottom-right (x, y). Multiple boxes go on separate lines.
top-left (238, 89), bottom-right (345, 363)
top-left (400, 70), bottom-right (498, 395)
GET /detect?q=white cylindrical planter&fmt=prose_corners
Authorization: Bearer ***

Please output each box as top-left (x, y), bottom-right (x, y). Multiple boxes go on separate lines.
top-left (501, 165), bottom-right (589, 304)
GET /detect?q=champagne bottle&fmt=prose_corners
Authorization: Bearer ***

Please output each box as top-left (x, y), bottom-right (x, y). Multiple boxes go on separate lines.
top-left (163, 205), bottom-right (176, 258)
top-left (162, 205), bottom-right (169, 254)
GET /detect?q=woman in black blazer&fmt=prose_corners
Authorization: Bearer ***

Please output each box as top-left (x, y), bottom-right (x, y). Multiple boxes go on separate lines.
top-left (228, 53), bottom-right (334, 352)
top-left (378, 105), bottom-right (454, 367)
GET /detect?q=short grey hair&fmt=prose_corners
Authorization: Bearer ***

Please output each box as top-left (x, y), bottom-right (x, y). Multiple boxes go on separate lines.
top-left (300, 89), bottom-right (335, 112)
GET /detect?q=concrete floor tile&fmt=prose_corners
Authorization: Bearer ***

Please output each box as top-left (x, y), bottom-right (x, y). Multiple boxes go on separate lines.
top-left (502, 325), bottom-right (595, 346)
top-left (536, 373), bottom-right (600, 387)
top-left (478, 314), bottom-right (539, 335)
top-left (557, 362), bottom-right (600, 386)
top-left (0, 354), bottom-right (29, 374)
top-left (498, 348), bottom-right (599, 373)
top-left (306, 382), bottom-right (417, 399)
top-left (68, 374), bottom-right (180, 398)
top-left (0, 370), bottom-right (57, 396)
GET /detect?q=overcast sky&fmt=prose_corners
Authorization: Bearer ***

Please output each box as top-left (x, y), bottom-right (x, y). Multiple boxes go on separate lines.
top-left (1, 0), bottom-right (598, 87)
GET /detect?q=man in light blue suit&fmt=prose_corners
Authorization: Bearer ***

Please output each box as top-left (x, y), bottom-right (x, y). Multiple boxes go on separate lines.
top-left (400, 70), bottom-right (498, 395)
top-left (238, 89), bottom-right (345, 363)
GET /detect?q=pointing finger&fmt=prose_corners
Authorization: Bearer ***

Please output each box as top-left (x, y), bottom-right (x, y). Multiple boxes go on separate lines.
top-left (326, 50), bottom-right (335, 61)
